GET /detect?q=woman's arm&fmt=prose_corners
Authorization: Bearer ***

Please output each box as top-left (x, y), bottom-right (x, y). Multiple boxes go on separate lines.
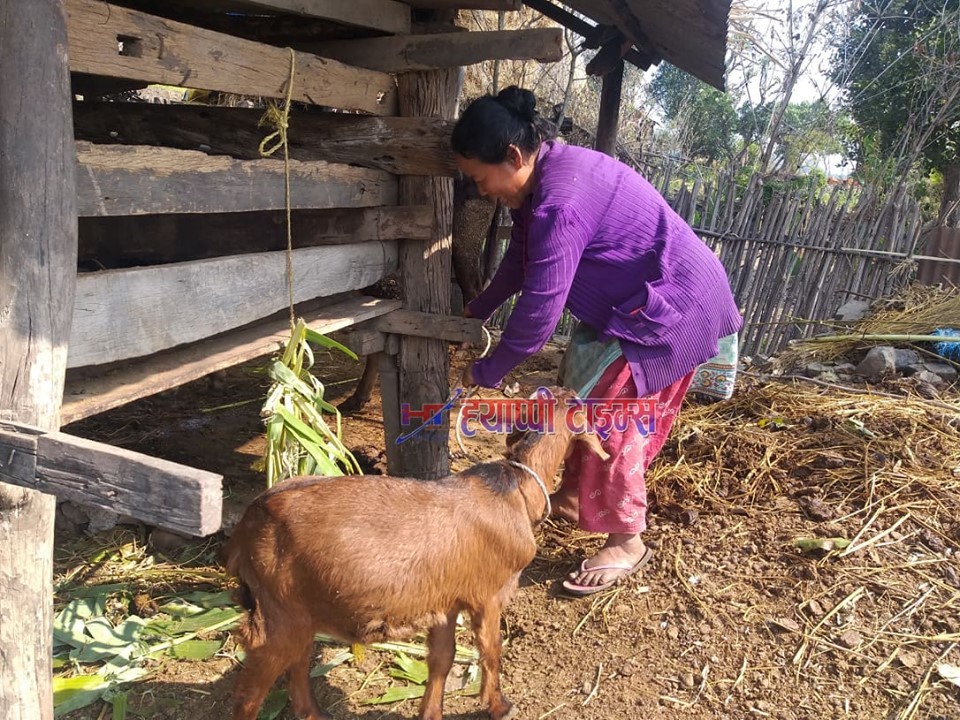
top-left (465, 211), bottom-right (526, 321)
top-left (472, 205), bottom-right (590, 388)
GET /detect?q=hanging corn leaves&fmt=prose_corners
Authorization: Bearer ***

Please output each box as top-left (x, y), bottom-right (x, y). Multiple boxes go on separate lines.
top-left (261, 318), bottom-right (361, 487)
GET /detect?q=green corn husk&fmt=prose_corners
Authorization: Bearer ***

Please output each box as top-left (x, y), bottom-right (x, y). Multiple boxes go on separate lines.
top-left (261, 318), bottom-right (361, 487)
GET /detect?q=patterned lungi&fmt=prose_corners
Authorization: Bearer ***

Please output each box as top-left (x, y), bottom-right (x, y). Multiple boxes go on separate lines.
top-left (557, 323), bottom-right (736, 533)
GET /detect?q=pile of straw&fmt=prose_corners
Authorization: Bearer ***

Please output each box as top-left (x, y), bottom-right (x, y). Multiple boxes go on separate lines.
top-left (777, 283), bottom-right (960, 369)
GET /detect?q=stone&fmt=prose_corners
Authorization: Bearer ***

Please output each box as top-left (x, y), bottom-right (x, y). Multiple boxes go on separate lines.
top-left (680, 672), bottom-right (696, 690)
top-left (769, 617), bottom-right (801, 633)
top-left (804, 362), bottom-right (834, 377)
top-left (149, 528), bottom-right (193, 556)
top-left (834, 298), bottom-right (870, 322)
top-left (816, 371), bottom-right (841, 384)
top-left (855, 346), bottom-right (896, 379)
top-left (667, 626), bottom-right (680, 641)
top-left (894, 349), bottom-right (921, 371)
top-left (920, 361), bottom-right (958, 385)
top-left (56, 500), bottom-right (120, 536)
top-left (837, 629), bottom-right (862, 649)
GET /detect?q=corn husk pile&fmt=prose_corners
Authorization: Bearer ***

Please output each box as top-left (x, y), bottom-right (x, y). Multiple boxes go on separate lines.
top-left (777, 283), bottom-right (960, 370)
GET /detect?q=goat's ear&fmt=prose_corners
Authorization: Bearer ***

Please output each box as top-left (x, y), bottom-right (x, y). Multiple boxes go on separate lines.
top-left (572, 431), bottom-right (610, 461)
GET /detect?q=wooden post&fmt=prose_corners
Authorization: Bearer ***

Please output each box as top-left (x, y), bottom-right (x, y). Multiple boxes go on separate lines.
top-left (0, 1), bottom-right (78, 718)
top-left (392, 68), bottom-right (460, 479)
top-left (594, 59), bottom-right (624, 157)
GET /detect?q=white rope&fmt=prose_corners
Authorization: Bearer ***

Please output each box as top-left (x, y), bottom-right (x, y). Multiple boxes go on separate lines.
top-left (506, 460), bottom-right (551, 524)
top-left (454, 325), bottom-right (493, 462)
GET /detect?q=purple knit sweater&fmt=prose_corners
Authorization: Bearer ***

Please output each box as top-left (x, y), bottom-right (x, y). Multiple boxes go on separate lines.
top-left (467, 140), bottom-right (743, 395)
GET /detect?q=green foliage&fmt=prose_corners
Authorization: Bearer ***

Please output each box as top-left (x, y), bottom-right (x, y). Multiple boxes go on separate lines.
top-left (648, 63), bottom-right (739, 163)
top-left (261, 319), bottom-right (361, 487)
top-left (52, 587), bottom-right (241, 717)
top-left (830, 0), bottom-right (960, 215)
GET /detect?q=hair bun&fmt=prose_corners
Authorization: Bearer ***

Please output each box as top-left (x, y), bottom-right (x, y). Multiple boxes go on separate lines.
top-left (496, 86), bottom-right (537, 122)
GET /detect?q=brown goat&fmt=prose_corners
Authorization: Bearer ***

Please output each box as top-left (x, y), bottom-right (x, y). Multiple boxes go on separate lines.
top-left (220, 388), bottom-right (606, 720)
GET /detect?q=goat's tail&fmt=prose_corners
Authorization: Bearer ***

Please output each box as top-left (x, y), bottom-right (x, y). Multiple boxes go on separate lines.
top-left (219, 532), bottom-right (269, 649)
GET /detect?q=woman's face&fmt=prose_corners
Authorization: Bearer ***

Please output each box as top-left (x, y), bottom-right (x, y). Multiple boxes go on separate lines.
top-left (454, 145), bottom-right (535, 210)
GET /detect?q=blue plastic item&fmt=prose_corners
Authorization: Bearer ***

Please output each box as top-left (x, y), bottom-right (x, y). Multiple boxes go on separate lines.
top-left (931, 327), bottom-right (960, 362)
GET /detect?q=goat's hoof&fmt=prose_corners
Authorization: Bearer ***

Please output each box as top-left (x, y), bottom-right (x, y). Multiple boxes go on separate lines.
top-left (488, 697), bottom-right (516, 720)
top-left (337, 398), bottom-right (364, 415)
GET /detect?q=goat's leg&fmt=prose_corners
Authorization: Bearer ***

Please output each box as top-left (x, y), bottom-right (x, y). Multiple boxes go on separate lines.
top-left (286, 640), bottom-right (330, 720)
top-left (231, 640), bottom-right (294, 720)
top-left (419, 609), bottom-right (459, 720)
top-left (472, 601), bottom-right (515, 720)
top-left (338, 356), bottom-right (378, 414)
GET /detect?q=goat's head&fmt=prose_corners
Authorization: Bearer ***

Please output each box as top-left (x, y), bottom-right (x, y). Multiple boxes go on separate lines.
top-left (504, 386), bottom-right (609, 482)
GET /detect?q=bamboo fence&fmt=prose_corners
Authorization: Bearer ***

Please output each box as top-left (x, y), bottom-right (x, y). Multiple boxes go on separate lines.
top-left (486, 158), bottom-right (952, 358)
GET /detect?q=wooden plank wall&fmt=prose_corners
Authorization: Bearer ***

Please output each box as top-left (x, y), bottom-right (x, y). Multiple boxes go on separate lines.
top-left (66, 0), bottom-right (563, 375)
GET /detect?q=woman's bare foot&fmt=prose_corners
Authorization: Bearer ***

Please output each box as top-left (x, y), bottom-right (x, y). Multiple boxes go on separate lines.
top-left (564, 533), bottom-right (651, 593)
top-left (549, 486), bottom-right (579, 523)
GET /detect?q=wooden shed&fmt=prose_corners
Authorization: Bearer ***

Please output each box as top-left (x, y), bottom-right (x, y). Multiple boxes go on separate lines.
top-left (0, 1), bottom-right (730, 716)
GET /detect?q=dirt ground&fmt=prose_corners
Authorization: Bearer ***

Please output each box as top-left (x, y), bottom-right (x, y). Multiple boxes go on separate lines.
top-left (58, 340), bottom-right (960, 720)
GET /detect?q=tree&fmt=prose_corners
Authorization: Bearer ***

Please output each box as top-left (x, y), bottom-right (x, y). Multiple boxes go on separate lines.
top-left (831, 0), bottom-right (960, 223)
top-left (648, 63), bottom-right (739, 163)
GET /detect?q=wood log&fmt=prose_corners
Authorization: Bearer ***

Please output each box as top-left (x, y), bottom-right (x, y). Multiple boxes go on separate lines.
top-left (92, 3), bottom-right (381, 47)
top-left (73, 102), bottom-right (457, 176)
top-left (595, 60), bottom-right (623, 156)
top-left (0, 424), bottom-right (222, 537)
top-left (371, 309), bottom-right (484, 343)
top-left (316, 28), bottom-right (562, 72)
top-left (400, 0), bottom-right (521, 8)
top-left (68, 242), bottom-right (399, 368)
top-left (62, 294), bottom-right (400, 423)
top-left (208, 0), bottom-right (411, 34)
top-left (329, 327), bottom-right (387, 356)
top-left (522, 0), bottom-right (653, 70)
top-left (79, 206), bottom-right (432, 269)
top-left (65, 0), bottom-right (397, 114)
top-left (75, 142), bottom-right (397, 217)
top-left (394, 68), bottom-right (460, 480)
top-left (0, 1), bottom-right (77, 717)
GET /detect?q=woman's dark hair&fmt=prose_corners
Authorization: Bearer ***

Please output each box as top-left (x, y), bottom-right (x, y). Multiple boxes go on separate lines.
top-left (451, 86), bottom-right (556, 163)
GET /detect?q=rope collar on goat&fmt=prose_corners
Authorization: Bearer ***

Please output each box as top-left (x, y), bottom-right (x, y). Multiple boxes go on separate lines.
top-left (506, 460), bottom-right (551, 525)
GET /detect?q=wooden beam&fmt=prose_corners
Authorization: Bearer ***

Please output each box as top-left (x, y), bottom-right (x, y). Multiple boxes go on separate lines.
top-left (315, 28), bottom-right (563, 72)
top-left (65, 0), bottom-right (397, 115)
top-left (377, 351), bottom-right (403, 473)
top-left (522, 0), bottom-right (653, 70)
top-left (79, 206), bottom-right (433, 269)
top-left (92, 3), bottom-right (382, 47)
top-left (0, 1), bottom-right (77, 717)
top-left (224, 0), bottom-right (411, 34)
top-left (401, 0), bottom-right (520, 8)
top-left (0, 425), bottom-right (222, 537)
top-left (371, 309), bottom-right (484, 343)
top-left (329, 327), bottom-right (387, 356)
top-left (73, 102), bottom-right (458, 176)
top-left (62, 295), bottom-right (401, 424)
top-left (395, 68), bottom-right (460, 480)
top-left (75, 142), bottom-right (397, 217)
top-left (595, 59), bottom-right (624, 156)
top-left (69, 242), bottom-right (398, 368)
